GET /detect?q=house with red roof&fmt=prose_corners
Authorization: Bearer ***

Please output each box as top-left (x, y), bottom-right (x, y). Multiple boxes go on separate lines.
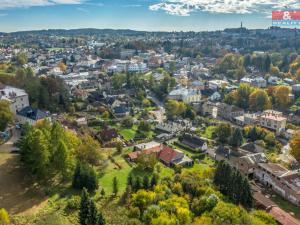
top-left (127, 141), bottom-right (193, 167)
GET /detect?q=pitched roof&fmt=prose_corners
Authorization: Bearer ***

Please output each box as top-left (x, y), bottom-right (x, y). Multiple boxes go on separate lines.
top-left (17, 106), bottom-right (48, 121)
top-left (181, 133), bottom-right (206, 149)
top-left (267, 206), bottom-right (300, 225)
top-left (158, 145), bottom-right (182, 164)
top-left (128, 144), bottom-right (162, 160)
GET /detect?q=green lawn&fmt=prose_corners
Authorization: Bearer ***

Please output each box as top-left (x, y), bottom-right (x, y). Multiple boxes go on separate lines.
top-left (271, 195), bottom-right (300, 220)
top-left (98, 152), bottom-right (174, 195)
top-left (201, 126), bottom-right (216, 139)
top-left (119, 129), bottom-right (136, 141)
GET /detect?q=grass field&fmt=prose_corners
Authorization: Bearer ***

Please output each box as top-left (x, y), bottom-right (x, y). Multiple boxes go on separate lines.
top-left (119, 128), bottom-right (136, 141)
top-left (200, 126), bottom-right (216, 139)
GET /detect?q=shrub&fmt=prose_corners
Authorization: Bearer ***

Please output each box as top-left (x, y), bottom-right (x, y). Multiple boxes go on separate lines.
top-left (66, 196), bottom-right (81, 210)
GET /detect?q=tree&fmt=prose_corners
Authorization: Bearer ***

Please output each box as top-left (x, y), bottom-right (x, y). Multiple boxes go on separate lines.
top-left (15, 52), bottom-right (28, 65)
top-left (97, 211), bottom-right (106, 225)
top-left (121, 116), bottom-right (134, 128)
top-left (249, 89), bottom-right (272, 112)
top-left (210, 201), bottom-right (251, 225)
top-left (112, 73), bottom-right (126, 90)
top-left (72, 163), bottom-right (98, 191)
top-left (112, 177), bottom-right (119, 196)
top-left (214, 161), bottom-right (252, 208)
top-left (132, 190), bottom-right (156, 211)
top-left (214, 123), bottom-right (232, 144)
top-left (273, 86), bottom-right (290, 109)
top-left (0, 100), bottom-right (13, 131)
top-left (0, 208), bottom-right (10, 225)
top-left (100, 189), bottom-right (105, 198)
top-left (290, 132), bottom-right (300, 162)
top-left (79, 189), bottom-right (90, 225)
top-left (138, 121), bottom-right (151, 133)
top-left (150, 175), bottom-right (158, 188)
top-left (87, 200), bottom-right (99, 225)
top-left (116, 141), bottom-right (123, 154)
top-left (136, 153), bottom-right (157, 171)
top-left (143, 176), bottom-right (150, 190)
top-left (59, 62), bottom-right (67, 73)
top-left (165, 99), bottom-right (187, 119)
top-left (75, 135), bottom-right (102, 166)
top-left (236, 83), bottom-right (252, 109)
top-left (229, 128), bottom-right (243, 148)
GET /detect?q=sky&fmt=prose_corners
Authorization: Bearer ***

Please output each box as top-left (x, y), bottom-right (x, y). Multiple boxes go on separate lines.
top-left (0, 0), bottom-right (299, 32)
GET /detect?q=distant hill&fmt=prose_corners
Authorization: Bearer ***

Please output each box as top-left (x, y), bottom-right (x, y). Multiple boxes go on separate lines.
top-left (2, 28), bottom-right (150, 37)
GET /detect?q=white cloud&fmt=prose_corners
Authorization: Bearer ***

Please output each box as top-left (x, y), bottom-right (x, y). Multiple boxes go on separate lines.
top-left (149, 0), bottom-right (300, 16)
top-left (0, 0), bottom-right (85, 9)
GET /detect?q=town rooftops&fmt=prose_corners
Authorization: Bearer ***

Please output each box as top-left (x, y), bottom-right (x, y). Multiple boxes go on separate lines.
top-left (17, 106), bottom-right (48, 121)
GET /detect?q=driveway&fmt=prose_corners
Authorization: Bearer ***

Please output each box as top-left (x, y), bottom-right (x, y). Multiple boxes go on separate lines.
top-left (0, 129), bottom-right (21, 153)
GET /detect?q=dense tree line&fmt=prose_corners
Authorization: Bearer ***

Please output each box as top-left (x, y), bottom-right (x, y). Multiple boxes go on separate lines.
top-left (214, 160), bottom-right (253, 208)
top-left (18, 121), bottom-right (103, 190)
top-left (0, 66), bottom-right (70, 112)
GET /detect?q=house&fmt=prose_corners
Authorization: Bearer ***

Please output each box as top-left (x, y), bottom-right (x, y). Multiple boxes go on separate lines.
top-left (208, 80), bottom-right (228, 91)
top-left (259, 110), bottom-right (287, 134)
top-left (235, 152), bottom-right (268, 176)
top-left (134, 141), bottom-right (161, 151)
top-left (168, 87), bottom-right (201, 104)
top-left (217, 103), bottom-right (244, 121)
top-left (156, 120), bottom-right (191, 134)
top-left (127, 142), bottom-right (193, 167)
top-left (0, 84), bottom-right (29, 114)
top-left (201, 101), bottom-right (218, 118)
top-left (127, 143), bottom-right (162, 161)
top-left (158, 145), bottom-right (193, 167)
top-left (16, 106), bottom-right (49, 125)
top-left (254, 163), bottom-right (300, 206)
top-left (239, 142), bottom-right (265, 154)
top-left (241, 77), bottom-right (267, 88)
top-left (179, 133), bottom-right (207, 152)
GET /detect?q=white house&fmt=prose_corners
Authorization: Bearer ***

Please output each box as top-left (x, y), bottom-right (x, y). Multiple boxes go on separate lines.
top-left (0, 85), bottom-right (29, 115)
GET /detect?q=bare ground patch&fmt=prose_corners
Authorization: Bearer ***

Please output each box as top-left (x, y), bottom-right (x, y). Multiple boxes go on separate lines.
top-left (0, 153), bottom-right (47, 215)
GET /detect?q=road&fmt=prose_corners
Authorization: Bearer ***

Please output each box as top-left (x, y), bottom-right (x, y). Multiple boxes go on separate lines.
top-left (0, 129), bottom-right (20, 153)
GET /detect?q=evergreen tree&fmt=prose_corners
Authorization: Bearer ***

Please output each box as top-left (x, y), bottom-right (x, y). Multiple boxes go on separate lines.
top-left (87, 200), bottom-right (98, 225)
top-left (112, 177), bottom-right (118, 196)
top-left (150, 174), bottom-right (158, 188)
top-left (79, 189), bottom-right (90, 225)
top-left (100, 189), bottom-right (105, 198)
top-left (97, 211), bottom-right (105, 225)
top-left (135, 177), bottom-right (141, 191)
top-left (143, 176), bottom-right (149, 190)
top-left (127, 174), bottom-right (133, 186)
top-left (229, 128), bottom-right (243, 148)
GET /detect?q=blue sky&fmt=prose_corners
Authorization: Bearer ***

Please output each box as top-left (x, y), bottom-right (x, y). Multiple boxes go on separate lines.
top-left (0, 0), bottom-right (299, 32)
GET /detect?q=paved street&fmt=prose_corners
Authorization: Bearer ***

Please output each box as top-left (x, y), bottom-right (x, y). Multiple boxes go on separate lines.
top-left (0, 129), bottom-right (20, 153)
